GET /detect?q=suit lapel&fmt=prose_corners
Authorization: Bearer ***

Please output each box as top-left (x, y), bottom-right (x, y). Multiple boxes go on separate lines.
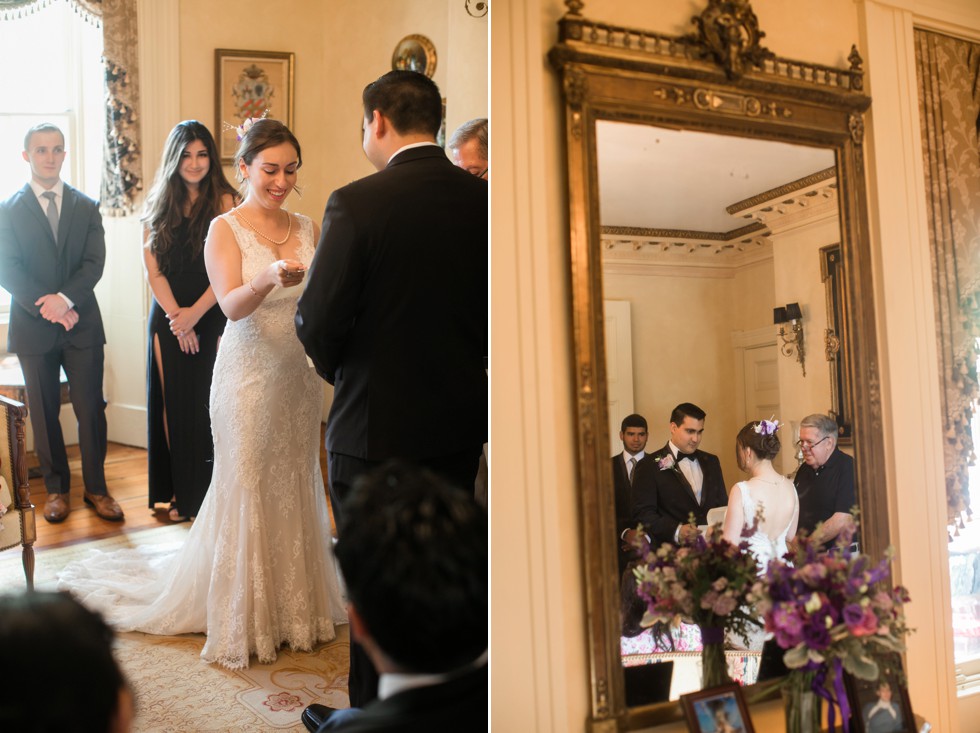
top-left (661, 443), bottom-right (698, 504)
top-left (18, 184), bottom-right (61, 251)
top-left (56, 185), bottom-right (75, 254)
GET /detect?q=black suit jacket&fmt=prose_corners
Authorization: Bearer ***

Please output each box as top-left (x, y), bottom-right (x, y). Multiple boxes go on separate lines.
top-left (0, 182), bottom-right (105, 355)
top-left (612, 454), bottom-right (634, 572)
top-left (323, 663), bottom-right (487, 733)
top-left (630, 443), bottom-right (728, 546)
top-left (296, 146), bottom-right (487, 460)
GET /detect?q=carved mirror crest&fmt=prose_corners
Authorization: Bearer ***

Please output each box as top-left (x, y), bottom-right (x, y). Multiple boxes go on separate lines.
top-left (549, 1), bottom-right (886, 729)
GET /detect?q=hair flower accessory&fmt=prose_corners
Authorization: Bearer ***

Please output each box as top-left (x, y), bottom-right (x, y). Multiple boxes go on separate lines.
top-left (754, 417), bottom-right (781, 436)
top-left (222, 109), bottom-right (270, 142)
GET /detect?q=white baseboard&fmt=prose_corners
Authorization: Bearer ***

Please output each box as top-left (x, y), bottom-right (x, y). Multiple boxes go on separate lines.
top-left (24, 403), bottom-right (146, 452)
top-left (107, 403), bottom-right (146, 448)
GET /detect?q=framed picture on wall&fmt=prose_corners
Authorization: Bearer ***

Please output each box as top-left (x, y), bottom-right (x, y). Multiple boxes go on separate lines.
top-left (215, 49), bottom-right (295, 164)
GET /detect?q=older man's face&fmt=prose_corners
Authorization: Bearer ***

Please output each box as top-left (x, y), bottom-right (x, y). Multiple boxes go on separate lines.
top-left (451, 138), bottom-right (487, 180)
top-left (798, 426), bottom-right (834, 468)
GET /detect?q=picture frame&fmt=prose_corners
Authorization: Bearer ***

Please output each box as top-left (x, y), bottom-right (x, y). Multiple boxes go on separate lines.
top-left (214, 49), bottom-right (295, 164)
top-left (680, 683), bottom-right (755, 733)
top-left (844, 654), bottom-right (916, 733)
top-left (820, 243), bottom-right (854, 444)
top-left (391, 34), bottom-right (437, 78)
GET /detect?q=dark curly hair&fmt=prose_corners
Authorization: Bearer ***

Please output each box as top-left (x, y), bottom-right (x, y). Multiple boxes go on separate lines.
top-left (736, 420), bottom-right (781, 461)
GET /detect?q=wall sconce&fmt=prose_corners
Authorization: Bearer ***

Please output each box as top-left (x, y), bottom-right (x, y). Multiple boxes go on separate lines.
top-left (773, 302), bottom-right (806, 377)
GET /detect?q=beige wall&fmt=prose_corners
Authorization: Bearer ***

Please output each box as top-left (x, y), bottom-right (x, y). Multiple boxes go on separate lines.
top-left (493, 0), bottom-right (980, 731)
top-left (176, 0), bottom-right (485, 225)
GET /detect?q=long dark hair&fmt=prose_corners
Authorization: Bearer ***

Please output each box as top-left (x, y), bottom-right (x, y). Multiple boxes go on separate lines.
top-left (142, 120), bottom-right (237, 273)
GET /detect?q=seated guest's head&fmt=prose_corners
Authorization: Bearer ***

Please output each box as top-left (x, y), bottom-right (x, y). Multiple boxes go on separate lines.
top-left (336, 461), bottom-right (487, 674)
top-left (448, 118), bottom-right (488, 180)
top-left (0, 591), bottom-right (133, 733)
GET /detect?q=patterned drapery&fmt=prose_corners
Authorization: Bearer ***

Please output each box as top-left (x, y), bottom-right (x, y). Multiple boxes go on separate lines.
top-left (915, 29), bottom-right (980, 529)
top-left (99, 0), bottom-right (141, 215)
top-left (0, 0), bottom-right (141, 215)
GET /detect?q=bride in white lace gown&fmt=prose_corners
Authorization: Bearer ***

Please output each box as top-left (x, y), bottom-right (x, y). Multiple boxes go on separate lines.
top-left (58, 119), bottom-right (346, 669)
top-left (721, 418), bottom-right (798, 651)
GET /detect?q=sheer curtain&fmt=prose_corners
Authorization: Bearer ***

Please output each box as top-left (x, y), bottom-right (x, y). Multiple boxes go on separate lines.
top-left (0, 0), bottom-right (142, 214)
top-left (915, 28), bottom-right (980, 530)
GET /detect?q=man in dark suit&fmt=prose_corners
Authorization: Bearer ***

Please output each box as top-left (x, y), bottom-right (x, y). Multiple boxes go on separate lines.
top-left (628, 402), bottom-right (727, 547)
top-left (295, 71), bottom-right (487, 706)
top-left (612, 413), bottom-right (648, 572)
top-left (300, 462), bottom-right (487, 733)
top-left (0, 123), bottom-right (122, 523)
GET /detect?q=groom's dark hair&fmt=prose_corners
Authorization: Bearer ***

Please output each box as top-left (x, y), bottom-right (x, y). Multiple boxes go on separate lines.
top-left (670, 402), bottom-right (706, 425)
top-left (336, 460), bottom-right (487, 673)
top-left (362, 70), bottom-right (442, 138)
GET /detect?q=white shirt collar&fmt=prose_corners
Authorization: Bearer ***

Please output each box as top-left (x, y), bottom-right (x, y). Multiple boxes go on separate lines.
top-left (29, 179), bottom-right (64, 200)
top-left (387, 141), bottom-right (442, 165)
top-left (621, 450), bottom-right (645, 463)
top-left (378, 650), bottom-right (488, 701)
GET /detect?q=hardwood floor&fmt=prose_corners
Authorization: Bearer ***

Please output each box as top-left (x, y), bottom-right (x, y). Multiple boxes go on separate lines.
top-left (27, 433), bottom-right (335, 551)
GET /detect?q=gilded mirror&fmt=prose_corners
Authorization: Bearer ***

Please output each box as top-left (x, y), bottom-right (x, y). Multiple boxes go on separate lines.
top-left (549, 1), bottom-right (887, 729)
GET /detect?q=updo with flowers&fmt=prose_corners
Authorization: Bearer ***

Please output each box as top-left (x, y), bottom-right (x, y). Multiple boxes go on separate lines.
top-left (736, 417), bottom-right (781, 460)
top-left (233, 117), bottom-right (303, 190)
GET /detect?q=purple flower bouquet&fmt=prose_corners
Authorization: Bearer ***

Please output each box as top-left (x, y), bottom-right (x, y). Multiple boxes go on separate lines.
top-left (751, 524), bottom-right (911, 732)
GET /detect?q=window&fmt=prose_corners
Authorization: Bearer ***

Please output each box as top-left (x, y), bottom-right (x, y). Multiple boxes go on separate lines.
top-left (951, 346), bottom-right (980, 691)
top-left (0, 0), bottom-right (104, 314)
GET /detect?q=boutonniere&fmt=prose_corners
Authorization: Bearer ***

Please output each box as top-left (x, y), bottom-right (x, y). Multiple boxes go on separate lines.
top-left (656, 452), bottom-right (677, 471)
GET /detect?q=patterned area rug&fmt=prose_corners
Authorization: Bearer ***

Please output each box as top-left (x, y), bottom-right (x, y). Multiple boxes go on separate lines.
top-left (0, 526), bottom-right (350, 732)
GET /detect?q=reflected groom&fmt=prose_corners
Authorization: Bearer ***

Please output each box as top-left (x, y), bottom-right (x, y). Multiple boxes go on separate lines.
top-left (628, 402), bottom-right (727, 546)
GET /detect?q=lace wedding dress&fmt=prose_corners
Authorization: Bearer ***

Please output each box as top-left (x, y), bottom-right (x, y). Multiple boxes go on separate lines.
top-left (727, 478), bottom-right (797, 651)
top-left (59, 212), bottom-right (347, 669)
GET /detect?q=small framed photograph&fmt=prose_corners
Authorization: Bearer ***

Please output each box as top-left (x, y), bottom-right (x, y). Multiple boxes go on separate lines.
top-left (214, 49), bottom-right (295, 164)
top-left (844, 655), bottom-right (916, 733)
top-left (680, 683), bottom-right (755, 733)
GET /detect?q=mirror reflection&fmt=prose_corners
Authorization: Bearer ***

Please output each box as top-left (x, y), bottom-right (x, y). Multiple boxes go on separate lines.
top-left (599, 120), bottom-right (854, 702)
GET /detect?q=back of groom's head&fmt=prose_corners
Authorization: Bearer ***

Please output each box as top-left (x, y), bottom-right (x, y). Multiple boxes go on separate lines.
top-left (362, 70), bottom-right (442, 138)
top-left (336, 460), bottom-right (487, 674)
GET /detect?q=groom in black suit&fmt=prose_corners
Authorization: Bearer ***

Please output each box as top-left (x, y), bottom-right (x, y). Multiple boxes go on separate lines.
top-left (0, 123), bottom-right (121, 524)
top-left (628, 402), bottom-right (727, 547)
top-left (296, 71), bottom-right (487, 707)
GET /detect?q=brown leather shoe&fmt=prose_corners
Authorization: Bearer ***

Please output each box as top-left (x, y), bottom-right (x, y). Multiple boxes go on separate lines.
top-left (43, 493), bottom-right (70, 523)
top-left (83, 491), bottom-right (124, 521)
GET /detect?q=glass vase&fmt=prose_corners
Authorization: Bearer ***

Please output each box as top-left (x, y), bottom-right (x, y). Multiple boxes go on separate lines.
top-left (783, 670), bottom-right (822, 733)
top-left (699, 626), bottom-right (732, 688)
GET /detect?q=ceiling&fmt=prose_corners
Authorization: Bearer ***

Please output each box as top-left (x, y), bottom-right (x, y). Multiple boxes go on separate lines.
top-left (596, 121), bottom-right (837, 233)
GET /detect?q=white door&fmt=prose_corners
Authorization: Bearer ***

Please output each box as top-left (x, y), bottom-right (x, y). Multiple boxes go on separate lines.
top-left (604, 300), bottom-right (634, 456)
top-left (742, 343), bottom-right (789, 472)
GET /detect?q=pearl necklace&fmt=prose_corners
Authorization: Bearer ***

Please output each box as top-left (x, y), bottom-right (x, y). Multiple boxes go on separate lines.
top-left (234, 208), bottom-right (291, 245)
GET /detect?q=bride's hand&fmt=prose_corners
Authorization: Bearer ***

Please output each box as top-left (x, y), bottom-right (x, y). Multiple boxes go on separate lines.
top-left (274, 258), bottom-right (307, 289)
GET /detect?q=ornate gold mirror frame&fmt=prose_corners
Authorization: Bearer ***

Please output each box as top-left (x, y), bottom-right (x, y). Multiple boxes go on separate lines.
top-left (548, 1), bottom-right (887, 729)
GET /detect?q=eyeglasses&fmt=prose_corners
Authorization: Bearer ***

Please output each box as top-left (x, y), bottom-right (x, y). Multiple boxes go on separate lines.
top-left (795, 436), bottom-right (830, 451)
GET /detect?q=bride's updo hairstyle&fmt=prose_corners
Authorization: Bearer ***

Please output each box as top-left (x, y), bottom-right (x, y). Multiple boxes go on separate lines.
top-left (234, 118), bottom-right (303, 192)
top-left (736, 420), bottom-right (781, 461)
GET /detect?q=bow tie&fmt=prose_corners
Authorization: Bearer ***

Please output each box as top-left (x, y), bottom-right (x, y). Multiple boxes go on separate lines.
top-left (676, 452), bottom-right (697, 462)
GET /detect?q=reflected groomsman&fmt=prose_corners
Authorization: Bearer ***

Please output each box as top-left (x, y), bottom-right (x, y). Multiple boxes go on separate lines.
top-left (628, 402), bottom-right (727, 546)
top-left (612, 413), bottom-right (648, 572)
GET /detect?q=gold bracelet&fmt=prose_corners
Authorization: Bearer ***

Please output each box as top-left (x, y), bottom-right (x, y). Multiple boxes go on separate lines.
top-left (248, 278), bottom-right (259, 297)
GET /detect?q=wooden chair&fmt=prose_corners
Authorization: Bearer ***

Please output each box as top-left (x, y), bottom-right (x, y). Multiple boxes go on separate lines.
top-left (0, 394), bottom-right (35, 589)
